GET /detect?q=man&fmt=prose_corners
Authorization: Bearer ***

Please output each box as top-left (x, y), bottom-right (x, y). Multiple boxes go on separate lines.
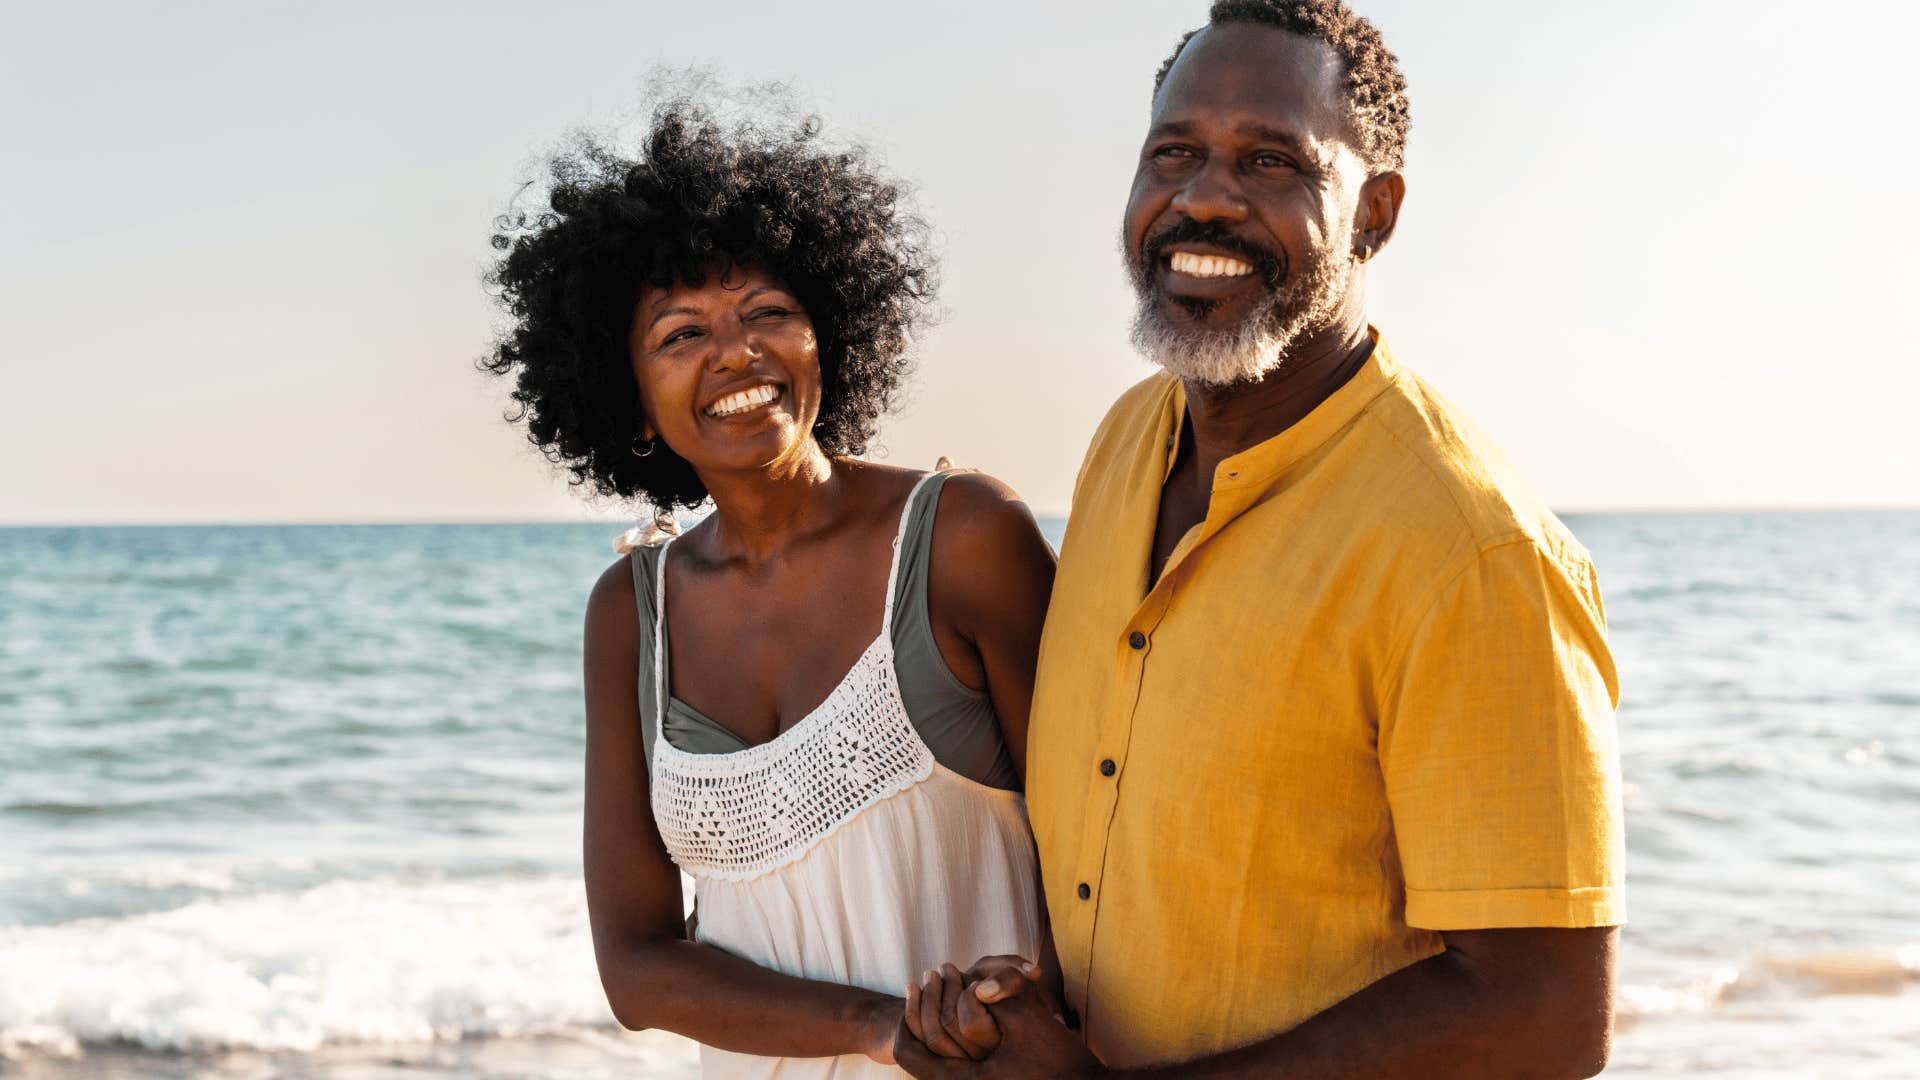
top-left (896, 1), bottom-right (1624, 1077)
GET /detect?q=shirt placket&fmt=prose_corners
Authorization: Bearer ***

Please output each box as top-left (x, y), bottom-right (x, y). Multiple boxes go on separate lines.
top-left (1063, 580), bottom-right (1176, 1033)
top-left (1064, 462), bottom-right (1275, 1032)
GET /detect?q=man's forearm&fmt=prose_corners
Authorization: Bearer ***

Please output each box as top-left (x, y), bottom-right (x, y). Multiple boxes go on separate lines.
top-left (1119, 927), bottom-right (1616, 1080)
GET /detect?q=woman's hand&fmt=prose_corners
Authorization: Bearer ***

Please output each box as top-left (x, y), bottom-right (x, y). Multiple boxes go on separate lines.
top-left (902, 956), bottom-right (1051, 1060)
top-left (895, 991), bottom-right (1104, 1080)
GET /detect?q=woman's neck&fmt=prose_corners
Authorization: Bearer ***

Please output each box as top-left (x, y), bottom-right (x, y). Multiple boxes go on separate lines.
top-left (696, 443), bottom-right (846, 565)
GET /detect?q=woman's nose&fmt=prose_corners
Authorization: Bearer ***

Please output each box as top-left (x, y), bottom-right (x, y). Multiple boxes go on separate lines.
top-left (707, 319), bottom-right (762, 370)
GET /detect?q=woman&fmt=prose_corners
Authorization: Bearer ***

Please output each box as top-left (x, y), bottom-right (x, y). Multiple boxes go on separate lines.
top-left (484, 98), bottom-right (1058, 1075)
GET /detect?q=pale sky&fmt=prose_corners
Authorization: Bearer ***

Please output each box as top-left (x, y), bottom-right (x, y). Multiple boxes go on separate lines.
top-left (5, 0), bottom-right (1916, 525)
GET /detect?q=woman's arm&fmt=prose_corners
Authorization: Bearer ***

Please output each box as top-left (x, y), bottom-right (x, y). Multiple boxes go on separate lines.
top-left (923, 473), bottom-right (1066, 1027)
top-left (581, 558), bottom-right (902, 1060)
top-left (924, 471), bottom-right (1057, 784)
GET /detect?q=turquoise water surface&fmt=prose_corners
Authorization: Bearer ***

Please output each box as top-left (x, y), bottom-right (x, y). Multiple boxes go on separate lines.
top-left (3, 512), bottom-right (1917, 1077)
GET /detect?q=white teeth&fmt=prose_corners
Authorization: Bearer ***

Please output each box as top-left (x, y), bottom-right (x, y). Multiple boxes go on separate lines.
top-left (1169, 251), bottom-right (1255, 278)
top-left (706, 384), bottom-right (779, 418)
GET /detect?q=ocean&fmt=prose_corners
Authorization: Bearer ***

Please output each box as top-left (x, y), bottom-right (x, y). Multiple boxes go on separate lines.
top-left (2, 512), bottom-right (1916, 1077)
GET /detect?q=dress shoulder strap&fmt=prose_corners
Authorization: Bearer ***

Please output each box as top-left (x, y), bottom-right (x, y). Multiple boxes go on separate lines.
top-left (650, 538), bottom-right (675, 729)
top-left (625, 540), bottom-right (673, 768)
top-left (881, 473), bottom-right (940, 640)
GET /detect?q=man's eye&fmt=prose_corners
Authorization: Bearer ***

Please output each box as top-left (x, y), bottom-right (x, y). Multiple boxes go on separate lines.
top-left (1152, 145), bottom-right (1194, 161)
top-left (1252, 152), bottom-right (1295, 169)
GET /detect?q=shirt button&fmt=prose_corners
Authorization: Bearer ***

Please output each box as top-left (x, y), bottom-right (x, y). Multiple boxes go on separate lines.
top-left (1128, 631), bottom-right (1146, 650)
top-left (1100, 758), bottom-right (1116, 777)
top-left (1077, 882), bottom-right (1091, 900)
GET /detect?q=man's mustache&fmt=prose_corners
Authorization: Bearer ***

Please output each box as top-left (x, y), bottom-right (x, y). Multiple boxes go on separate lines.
top-left (1140, 220), bottom-right (1286, 291)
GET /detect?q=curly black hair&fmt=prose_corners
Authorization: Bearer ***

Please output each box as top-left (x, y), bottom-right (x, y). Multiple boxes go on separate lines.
top-left (1153, 0), bottom-right (1411, 172)
top-left (481, 96), bottom-right (934, 510)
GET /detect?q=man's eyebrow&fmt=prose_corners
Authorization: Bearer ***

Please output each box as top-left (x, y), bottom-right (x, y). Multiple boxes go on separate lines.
top-left (1241, 124), bottom-right (1311, 154)
top-left (1144, 119), bottom-right (1314, 156)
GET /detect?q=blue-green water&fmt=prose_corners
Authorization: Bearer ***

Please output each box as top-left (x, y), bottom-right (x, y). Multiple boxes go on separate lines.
top-left (2, 513), bottom-right (1917, 1076)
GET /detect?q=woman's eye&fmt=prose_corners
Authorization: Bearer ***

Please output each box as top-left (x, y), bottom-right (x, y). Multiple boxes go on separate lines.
top-left (662, 327), bottom-right (701, 346)
top-left (750, 306), bottom-right (793, 320)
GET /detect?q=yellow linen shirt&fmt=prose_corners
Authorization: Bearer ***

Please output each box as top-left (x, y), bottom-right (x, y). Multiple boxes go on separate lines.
top-left (1027, 331), bottom-right (1625, 1069)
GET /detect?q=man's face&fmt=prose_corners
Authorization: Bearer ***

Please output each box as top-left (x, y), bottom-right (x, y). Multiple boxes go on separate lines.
top-left (1124, 24), bottom-right (1372, 386)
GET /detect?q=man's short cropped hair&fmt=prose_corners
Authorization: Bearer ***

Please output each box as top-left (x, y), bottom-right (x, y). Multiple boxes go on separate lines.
top-left (1153, 0), bottom-right (1412, 173)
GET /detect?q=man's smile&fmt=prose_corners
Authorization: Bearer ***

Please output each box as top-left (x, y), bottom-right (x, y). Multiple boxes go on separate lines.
top-left (1142, 227), bottom-right (1286, 312)
top-left (1169, 251), bottom-right (1256, 278)
top-left (1155, 245), bottom-right (1274, 307)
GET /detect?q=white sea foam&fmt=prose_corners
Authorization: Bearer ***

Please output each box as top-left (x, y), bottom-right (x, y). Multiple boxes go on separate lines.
top-left (83, 860), bottom-right (245, 894)
top-left (0, 876), bottom-right (617, 1058)
top-left (1617, 946), bottom-right (1920, 1024)
top-left (1617, 968), bottom-right (1745, 1020)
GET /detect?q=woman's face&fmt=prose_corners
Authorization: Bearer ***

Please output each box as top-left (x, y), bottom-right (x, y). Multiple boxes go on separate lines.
top-left (628, 262), bottom-right (823, 479)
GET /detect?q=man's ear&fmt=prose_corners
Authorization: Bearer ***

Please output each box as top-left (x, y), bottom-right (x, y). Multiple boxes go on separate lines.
top-left (1352, 171), bottom-right (1407, 262)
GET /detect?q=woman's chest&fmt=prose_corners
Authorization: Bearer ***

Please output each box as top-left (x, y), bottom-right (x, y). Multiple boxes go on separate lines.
top-left (663, 557), bottom-right (894, 745)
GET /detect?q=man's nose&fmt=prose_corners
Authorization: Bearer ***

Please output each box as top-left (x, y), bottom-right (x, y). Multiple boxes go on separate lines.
top-left (1171, 160), bottom-right (1249, 223)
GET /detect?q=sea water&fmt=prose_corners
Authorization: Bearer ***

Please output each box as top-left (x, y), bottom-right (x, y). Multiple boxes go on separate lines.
top-left (2, 513), bottom-right (1916, 1077)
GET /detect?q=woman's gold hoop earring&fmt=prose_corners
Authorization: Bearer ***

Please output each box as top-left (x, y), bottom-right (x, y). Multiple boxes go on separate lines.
top-left (631, 435), bottom-right (657, 458)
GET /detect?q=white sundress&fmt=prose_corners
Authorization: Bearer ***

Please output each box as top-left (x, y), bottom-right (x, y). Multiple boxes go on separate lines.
top-left (646, 474), bottom-right (1045, 1078)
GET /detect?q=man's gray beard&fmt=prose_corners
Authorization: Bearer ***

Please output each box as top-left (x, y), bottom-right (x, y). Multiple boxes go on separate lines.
top-left (1128, 247), bottom-right (1350, 388)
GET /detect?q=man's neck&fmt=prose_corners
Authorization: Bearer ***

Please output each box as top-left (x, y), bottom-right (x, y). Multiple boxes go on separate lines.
top-left (1179, 318), bottom-right (1374, 478)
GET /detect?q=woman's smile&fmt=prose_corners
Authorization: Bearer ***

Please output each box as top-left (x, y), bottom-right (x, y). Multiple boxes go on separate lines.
top-left (704, 381), bottom-right (786, 421)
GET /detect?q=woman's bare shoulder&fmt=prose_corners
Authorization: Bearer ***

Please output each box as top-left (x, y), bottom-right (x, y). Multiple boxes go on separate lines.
top-left (936, 470), bottom-right (1044, 541)
top-left (928, 470), bottom-right (1055, 603)
top-left (585, 554), bottom-right (641, 649)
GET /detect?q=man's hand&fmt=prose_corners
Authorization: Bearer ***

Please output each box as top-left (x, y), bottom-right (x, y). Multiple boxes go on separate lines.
top-left (964, 955), bottom-right (1054, 1011)
top-left (895, 991), bottom-right (1104, 1080)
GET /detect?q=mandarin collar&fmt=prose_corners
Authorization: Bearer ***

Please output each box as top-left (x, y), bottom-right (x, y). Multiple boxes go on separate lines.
top-left (1160, 326), bottom-right (1400, 493)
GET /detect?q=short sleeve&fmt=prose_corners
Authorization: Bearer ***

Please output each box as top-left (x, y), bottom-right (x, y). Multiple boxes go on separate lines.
top-left (1379, 538), bottom-right (1625, 931)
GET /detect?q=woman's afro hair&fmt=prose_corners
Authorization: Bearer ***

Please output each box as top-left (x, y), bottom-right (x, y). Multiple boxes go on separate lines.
top-left (482, 94), bottom-right (934, 510)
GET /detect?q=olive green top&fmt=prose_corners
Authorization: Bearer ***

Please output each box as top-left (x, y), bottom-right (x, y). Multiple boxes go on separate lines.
top-left (628, 471), bottom-right (1019, 790)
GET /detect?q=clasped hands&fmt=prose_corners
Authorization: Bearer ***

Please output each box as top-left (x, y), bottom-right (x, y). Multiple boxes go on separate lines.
top-left (891, 955), bottom-right (1104, 1079)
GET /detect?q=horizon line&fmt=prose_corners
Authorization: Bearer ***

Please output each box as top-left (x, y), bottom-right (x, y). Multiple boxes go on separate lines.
top-left (4, 502), bottom-right (1920, 530)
